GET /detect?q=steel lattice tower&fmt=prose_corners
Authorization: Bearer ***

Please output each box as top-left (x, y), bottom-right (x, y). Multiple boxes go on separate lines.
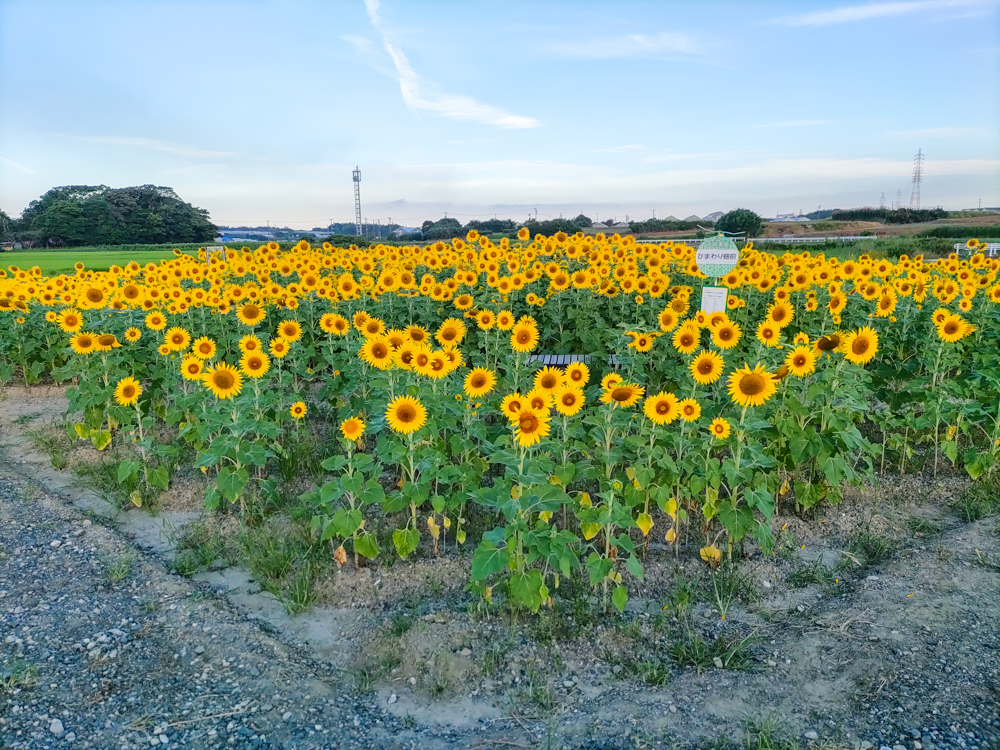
top-left (909, 149), bottom-right (923, 209)
top-left (352, 166), bottom-right (362, 237)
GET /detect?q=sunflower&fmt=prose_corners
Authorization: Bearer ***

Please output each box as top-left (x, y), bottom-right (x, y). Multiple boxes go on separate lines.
top-left (496, 310), bottom-right (515, 330)
top-left (936, 315), bottom-right (967, 343)
top-left (359, 336), bottom-right (394, 370)
top-left (510, 321), bottom-right (539, 353)
top-left (203, 362), bottom-right (243, 400)
top-left (678, 398), bottom-right (701, 422)
top-left (727, 363), bottom-right (778, 407)
top-left (476, 310), bottom-right (496, 330)
top-left (114, 377), bottom-right (142, 407)
top-left (785, 345), bottom-right (817, 377)
top-left (709, 417), bottom-right (731, 440)
top-left (500, 392), bottom-right (527, 421)
top-left (658, 307), bottom-right (679, 332)
top-left (533, 366), bottom-right (562, 394)
top-left (600, 382), bottom-right (645, 409)
top-left (711, 321), bottom-right (741, 350)
top-left (464, 367), bottom-right (497, 398)
top-left (553, 385), bottom-right (585, 416)
top-left (69, 332), bottom-right (96, 355)
top-left (95, 333), bottom-right (119, 352)
top-left (689, 350), bottom-right (724, 385)
top-left (238, 334), bottom-right (263, 354)
top-left (240, 351), bottom-right (271, 379)
top-left (162, 327), bottom-right (190, 353)
top-left (124, 327), bottom-right (142, 343)
top-left (814, 332), bottom-right (843, 354)
top-left (289, 401), bottom-right (307, 419)
top-left (874, 289), bottom-right (897, 318)
top-left (631, 333), bottom-right (655, 353)
top-left (385, 395), bottom-right (427, 434)
top-left (56, 308), bottom-right (83, 333)
top-left (672, 326), bottom-right (699, 355)
top-left (643, 391), bottom-right (679, 426)
top-left (436, 318), bottom-right (466, 347)
top-left (340, 416), bottom-right (365, 441)
top-left (514, 408), bottom-right (551, 448)
top-left (766, 301), bottom-right (794, 328)
top-left (557, 362), bottom-right (587, 389)
top-left (278, 319), bottom-right (303, 342)
top-left (145, 311), bottom-right (167, 331)
top-left (269, 338), bottom-right (290, 358)
top-left (236, 302), bottom-right (265, 327)
top-left (320, 313), bottom-right (350, 336)
top-left (406, 324), bottom-right (429, 344)
top-left (180, 355), bottom-right (204, 381)
top-left (756, 321), bottom-right (782, 348)
top-left (601, 372), bottom-right (623, 390)
top-left (842, 326), bottom-right (879, 365)
top-left (158, 343), bottom-right (172, 356)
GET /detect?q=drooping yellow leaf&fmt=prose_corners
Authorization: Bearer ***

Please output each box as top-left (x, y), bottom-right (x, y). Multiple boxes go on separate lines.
top-left (636, 512), bottom-right (653, 537)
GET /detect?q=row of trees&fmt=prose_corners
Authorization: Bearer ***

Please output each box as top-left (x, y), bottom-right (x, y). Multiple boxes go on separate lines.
top-left (2, 185), bottom-right (217, 247)
top-left (831, 207), bottom-right (948, 224)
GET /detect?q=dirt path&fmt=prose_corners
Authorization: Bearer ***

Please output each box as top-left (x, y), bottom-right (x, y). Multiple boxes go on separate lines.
top-left (1, 385), bottom-right (999, 750)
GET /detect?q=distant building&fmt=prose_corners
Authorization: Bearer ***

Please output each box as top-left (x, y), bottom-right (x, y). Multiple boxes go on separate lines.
top-left (702, 211), bottom-right (724, 223)
top-left (391, 227), bottom-right (420, 238)
top-left (683, 215), bottom-right (701, 222)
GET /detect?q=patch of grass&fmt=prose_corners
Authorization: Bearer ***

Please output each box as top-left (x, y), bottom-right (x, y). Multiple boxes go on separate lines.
top-left (281, 566), bottom-right (315, 615)
top-left (172, 520), bottom-right (228, 576)
top-left (669, 627), bottom-right (760, 673)
top-left (105, 549), bottom-right (138, 583)
top-left (74, 458), bottom-right (132, 509)
top-left (787, 557), bottom-right (835, 590)
top-left (0, 657), bottom-right (38, 694)
top-left (610, 653), bottom-right (670, 686)
top-left (951, 481), bottom-right (1000, 523)
top-left (388, 612), bottom-right (416, 638)
top-left (743, 714), bottom-right (801, 750)
top-left (480, 646), bottom-right (505, 676)
top-left (709, 563), bottom-right (760, 620)
top-left (906, 516), bottom-right (943, 536)
top-left (972, 549), bottom-right (1000, 572)
top-left (25, 426), bottom-right (71, 470)
top-left (14, 413), bottom-right (35, 425)
top-left (839, 523), bottom-right (897, 571)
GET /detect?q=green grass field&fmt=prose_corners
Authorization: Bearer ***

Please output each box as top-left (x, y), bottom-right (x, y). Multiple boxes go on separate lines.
top-left (2, 249), bottom-right (199, 275)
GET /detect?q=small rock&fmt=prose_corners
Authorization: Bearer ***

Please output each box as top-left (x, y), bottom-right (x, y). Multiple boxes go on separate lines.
top-left (866, 574), bottom-right (879, 581)
top-left (914, 743), bottom-right (922, 750)
top-left (712, 657), bottom-right (724, 669)
top-left (159, 735), bottom-right (169, 745)
top-left (859, 742), bottom-right (873, 750)
top-left (460, 648), bottom-right (472, 657)
top-left (388, 693), bottom-right (397, 704)
top-left (892, 745), bottom-right (906, 750)
top-left (910, 729), bottom-right (921, 739)
top-left (282, 712), bottom-right (292, 721)
top-left (562, 680), bottom-right (574, 688)
top-left (409, 676), bottom-right (416, 685)
top-left (194, 645), bottom-right (205, 655)
top-left (767, 660), bottom-right (777, 667)
top-left (82, 520), bottom-right (92, 526)
top-left (611, 665), bottom-right (623, 675)
top-left (50, 539), bottom-right (61, 548)
top-left (804, 730), bottom-right (818, 740)
top-left (668, 705), bottom-right (677, 713)
top-left (869, 636), bottom-right (880, 642)
top-left (49, 718), bottom-right (65, 737)
top-left (762, 579), bottom-right (771, 588)
top-left (64, 732), bottom-right (76, 742)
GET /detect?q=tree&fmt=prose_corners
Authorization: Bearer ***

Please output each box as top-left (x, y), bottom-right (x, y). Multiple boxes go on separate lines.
top-left (13, 185), bottom-right (217, 246)
top-left (572, 214), bottom-right (593, 228)
top-left (0, 209), bottom-right (11, 241)
top-left (715, 208), bottom-right (763, 239)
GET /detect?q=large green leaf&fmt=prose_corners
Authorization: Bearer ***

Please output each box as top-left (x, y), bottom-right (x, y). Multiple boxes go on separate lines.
top-left (353, 532), bottom-right (380, 560)
top-left (392, 527), bottom-right (420, 559)
top-left (217, 466), bottom-right (248, 503)
top-left (471, 539), bottom-right (510, 582)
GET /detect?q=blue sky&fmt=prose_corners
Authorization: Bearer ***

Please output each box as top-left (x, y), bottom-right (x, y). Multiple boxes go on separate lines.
top-left (1, 0), bottom-right (998, 227)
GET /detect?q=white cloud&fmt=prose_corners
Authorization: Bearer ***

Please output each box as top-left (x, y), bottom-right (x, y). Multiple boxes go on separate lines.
top-left (755, 120), bottom-right (830, 128)
top-left (588, 144), bottom-right (644, 153)
top-left (363, 0), bottom-right (539, 129)
top-left (551, 32), bottom-right (701, 58)
top-left (884, 126), bottom-right (988, 137)
top-left (765, 0), bottom-right (989, 27)
top-left (0, 155), bottom-right (33, 172)
top-left (70, 136), bottom-right (238, 159)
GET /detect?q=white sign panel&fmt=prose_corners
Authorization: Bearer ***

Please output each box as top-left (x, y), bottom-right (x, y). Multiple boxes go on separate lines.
top-left (700, 286), bottom-right (728, 314)
top-left (206, 246), bottom-right (226, 264)
top-left (695, 234), bottom-right (740, 277)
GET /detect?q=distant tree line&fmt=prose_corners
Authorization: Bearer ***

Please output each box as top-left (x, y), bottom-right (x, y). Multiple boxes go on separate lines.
top-left (628, 218), bottom-right (709, 233)
top-left (1, 185), bottom-right (217, 247)
top-left (831, 207), bottom-right (948, 224)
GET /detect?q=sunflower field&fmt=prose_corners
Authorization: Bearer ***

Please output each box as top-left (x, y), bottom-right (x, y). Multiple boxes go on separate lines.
top-left (1, 231), bottom-right (998, 613)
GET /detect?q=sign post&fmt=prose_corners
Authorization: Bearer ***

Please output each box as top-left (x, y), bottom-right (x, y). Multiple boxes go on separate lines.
top-left (205, 246), bottom-right (226, 264)
top-left (695, 234), bottom-right (740, 313)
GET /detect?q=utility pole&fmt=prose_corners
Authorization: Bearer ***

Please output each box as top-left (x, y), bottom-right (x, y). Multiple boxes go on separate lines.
top-left (880, 193), bottom-right (885, 209)
top-left (352, 166), bottom-right (362, 237)
top-left (909, 149), bottom-right (923, 209)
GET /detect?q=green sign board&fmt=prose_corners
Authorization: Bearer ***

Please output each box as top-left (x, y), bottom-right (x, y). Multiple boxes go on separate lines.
top-left (696, 234), bottom-right (740, 277)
